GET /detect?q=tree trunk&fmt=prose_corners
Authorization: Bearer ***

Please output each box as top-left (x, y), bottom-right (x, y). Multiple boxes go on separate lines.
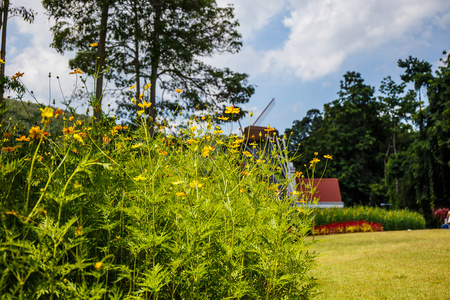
top-left (149, 1), bottom-right (161, 136)
top-left (133, 0), bottom-right (140, 113)
top-left (94, 0), bottom-right (109, 122)
top-left (0, 0), bottom-right (9, 124)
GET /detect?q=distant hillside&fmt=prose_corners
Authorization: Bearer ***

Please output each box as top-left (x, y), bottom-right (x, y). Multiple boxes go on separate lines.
top-left (2, 98), bottom-right (90, 135)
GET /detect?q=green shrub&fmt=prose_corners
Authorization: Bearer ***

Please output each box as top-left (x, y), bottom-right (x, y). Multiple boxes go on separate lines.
top-left (0, 105), bottom-right (318, 298)
top-left (314, 206), bottom-right (426, 231)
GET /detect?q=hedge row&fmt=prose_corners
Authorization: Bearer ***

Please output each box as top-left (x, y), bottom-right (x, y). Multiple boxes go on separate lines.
top-left (313, 206), bottom-right (426, 231)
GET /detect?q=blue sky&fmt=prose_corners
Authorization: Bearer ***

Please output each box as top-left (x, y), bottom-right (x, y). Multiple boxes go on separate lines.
top-left (5, 0), bottom-right (450, 133)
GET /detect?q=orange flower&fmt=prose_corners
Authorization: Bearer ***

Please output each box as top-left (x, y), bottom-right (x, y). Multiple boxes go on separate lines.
top-left (62, 127), bottom-right (75, 135)
top-left (11, 71), bottom-right (24, 80)
top-left (16, 136), bottom-right (30, 142)
top-left (29, 126), bottom-right (44, 139)
top-left (69, 68), bottom-right (84, 75)
top-left (2, 146), bottom-right (15, 152)
top-left (176, 191), bottom-right (186, 197)
top-left (54, 108), bottom-right (63, 118)
top-left (90, 42), bottom-right (98, 47)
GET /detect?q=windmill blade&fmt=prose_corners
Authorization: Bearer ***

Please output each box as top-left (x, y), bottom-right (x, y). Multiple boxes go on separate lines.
top-left (253, 98), bottom-right (275, 126)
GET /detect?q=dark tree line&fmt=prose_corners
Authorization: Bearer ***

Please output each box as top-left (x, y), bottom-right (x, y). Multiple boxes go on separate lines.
top-left (285, 53), bottom-right (450, 221)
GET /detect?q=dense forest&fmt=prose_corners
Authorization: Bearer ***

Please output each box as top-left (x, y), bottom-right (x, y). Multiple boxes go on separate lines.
top-left (285, 54), bottom-right (450, 221)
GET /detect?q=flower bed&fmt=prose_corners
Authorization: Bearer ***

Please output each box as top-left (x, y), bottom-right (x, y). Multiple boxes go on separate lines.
top-left (314, 220), bottom-right (383, 235)
top-left (314, 206), bottom-right (426, 231)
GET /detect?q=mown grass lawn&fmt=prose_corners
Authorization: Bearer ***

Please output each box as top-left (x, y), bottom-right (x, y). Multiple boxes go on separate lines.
top-left (307, 229), bottom-right (450, 299)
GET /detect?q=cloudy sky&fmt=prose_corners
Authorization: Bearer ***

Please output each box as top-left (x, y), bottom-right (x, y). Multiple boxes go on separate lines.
top-left (5, 0), bottom-right (450, 133)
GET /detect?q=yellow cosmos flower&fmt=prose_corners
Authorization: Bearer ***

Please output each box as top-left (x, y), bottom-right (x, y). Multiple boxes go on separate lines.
top-left (224, 106), bottom-right (240, 114)
top-left (176, 89), bottom-right (182, 93)
top-left (176, 191), bottom-right (186, 197)
top-left (242, 151), bottom-right (253, 158)
top-left (74, 181), bottom-right (82, 188)
top-left (172, 180), bottom-right (183, 185)
top-left (73, 133), bottom-right (83, 143)
top-left (90, 42), bottom-right (98, 47)
top-left (264, 125), bottom-right (275, 132)
top-left (217, 116), bottom-right (229, 121)
top-left (69, 68), bottom-right (84, 75)
top-left (143, 83), bottom-right (151, 90)
top-left (295, 171), bottom-right (303, 178)
top-left (129, 85), bottom-right (136, 90)
top-left (310, 158), bottom-right (320, 165)
top-left (189, 180), bottom-right (203, 188)
top-left (137, 101), bottom-right (151, 108)
top-left (0, 59), bottom-right (5, 64)
top-left (324, 154), bottom-right (333, 160)
top-left (40, 107), bottom-right (54, 124)
top-left (102, 136), bottom-right (111, 145)
top-left (314, 152), bottom-right (318, 156)
top-left (133, 174), bottom-right (147, 181)
top-left (94, 262), bottom-right (103, 270)
top-left (69, 116), bottom-right (74, 121)
top-left (201, 145), bottom-right (215, 157)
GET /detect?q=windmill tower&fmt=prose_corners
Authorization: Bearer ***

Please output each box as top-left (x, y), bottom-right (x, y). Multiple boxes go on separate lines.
top-left (241, 99), bottom-right (297, 197)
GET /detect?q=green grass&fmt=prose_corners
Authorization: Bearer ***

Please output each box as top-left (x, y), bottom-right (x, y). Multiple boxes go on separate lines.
top-left (308, 229), bottom-right (450, 299)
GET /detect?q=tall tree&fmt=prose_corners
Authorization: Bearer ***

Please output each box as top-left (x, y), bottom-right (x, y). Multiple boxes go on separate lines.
top-left (0, 1), bottom-right (35, 123)
top-left (286, 72), bottom-right (388, 206)
top-left (111, 0), bottom-right (254, 128)
top-left (425, 52), bottom-right (450, 208)
top-left (378, 76), bottom-right (418, 207)
top-left (43, 0), bottom-right (116, 123)
top-left (43, 0), bottom-right (255, 129)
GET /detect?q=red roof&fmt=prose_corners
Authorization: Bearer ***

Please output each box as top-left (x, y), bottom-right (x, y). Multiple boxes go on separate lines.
top-left (296, 178), bottom-right (342, 203)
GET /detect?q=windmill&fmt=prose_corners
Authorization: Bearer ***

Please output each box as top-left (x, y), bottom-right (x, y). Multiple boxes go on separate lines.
top-left (241, 98), bottom-right (297, 197)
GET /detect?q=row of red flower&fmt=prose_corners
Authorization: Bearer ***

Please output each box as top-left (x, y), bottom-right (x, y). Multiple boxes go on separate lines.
top-left (314, 220), bottom-right (383, 235)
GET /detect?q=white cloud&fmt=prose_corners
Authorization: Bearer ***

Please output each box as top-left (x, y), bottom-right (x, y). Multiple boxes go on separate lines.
top-left (215, 0), bottom-right (450, 81)
top-left (217, 0), bottom-right (286, 39)
top-left (266, 0), bottom-right (450, 80)
top-left (6, 1), bottom-right (76, 108)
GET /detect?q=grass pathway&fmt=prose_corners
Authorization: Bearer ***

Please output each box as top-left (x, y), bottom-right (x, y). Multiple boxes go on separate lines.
top-left (307, 229), bottom-right (450, 299)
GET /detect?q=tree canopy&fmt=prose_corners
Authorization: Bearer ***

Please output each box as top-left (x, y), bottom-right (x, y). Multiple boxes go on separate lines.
top-left (285, 53), bottom-right (450, 219)
top-left (43, 0), bottom-right (255, 128)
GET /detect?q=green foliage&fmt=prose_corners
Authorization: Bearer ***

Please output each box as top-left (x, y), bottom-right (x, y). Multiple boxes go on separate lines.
top-left (286, 53), bottom-right (450, 222)
top-left (314, 206), bottom-right (426, 231)
top-left (43, 0), bottom-right (255, 125)
top-left (286, 72), bottom-right (389, 207)
top-left (0, 104), bottom-right (318, 298)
